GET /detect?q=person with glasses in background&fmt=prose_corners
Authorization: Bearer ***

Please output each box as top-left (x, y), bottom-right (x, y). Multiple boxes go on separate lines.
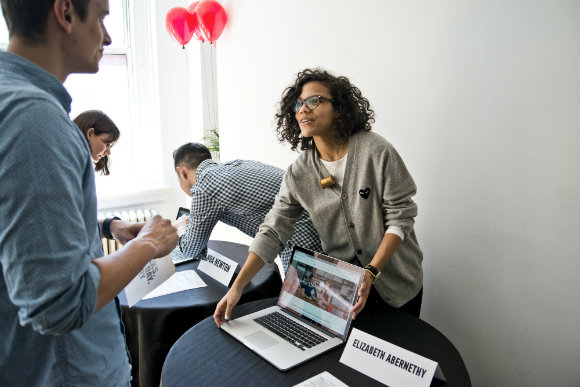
top-left (215, 68), bottom-right (424, 326)
top-left (74, 109), bottom-right (119, 175)
top-left (0, 1), bottom-right (178, 385)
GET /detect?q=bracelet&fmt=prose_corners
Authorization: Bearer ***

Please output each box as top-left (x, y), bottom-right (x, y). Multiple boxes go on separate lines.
top-left (364, 264), bottom-right (381, 281)
top-left (364, 268), bottom-right (376, 281)
top-left (102, 216), bottom-right (121, 240)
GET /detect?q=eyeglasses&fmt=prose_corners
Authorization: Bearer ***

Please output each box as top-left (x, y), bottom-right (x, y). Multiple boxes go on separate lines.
top-left (293, 95), bottom-right (335, 113)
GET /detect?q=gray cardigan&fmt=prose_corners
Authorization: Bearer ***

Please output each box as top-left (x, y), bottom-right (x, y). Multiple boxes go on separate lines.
top-left (250, 131), bottom-right (423, 307)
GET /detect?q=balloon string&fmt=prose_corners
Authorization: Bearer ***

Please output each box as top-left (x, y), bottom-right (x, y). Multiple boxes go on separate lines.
top-left (184, 44), bottom-right (190, 80)
top-left (210, 42), bottom-right (218, 132)
top-left (201, 42), bottom-right (212, 133)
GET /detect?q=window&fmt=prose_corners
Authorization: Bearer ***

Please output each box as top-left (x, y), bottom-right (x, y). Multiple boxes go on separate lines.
top-left (0, 12), bottom-right (7, 47)
top-left (67, 0), bottom-right (162, 196)
top-left (1, 1), bottom-right (163, 197)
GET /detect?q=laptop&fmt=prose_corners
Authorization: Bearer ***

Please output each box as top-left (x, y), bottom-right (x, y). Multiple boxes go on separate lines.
top-left (220, 246), bottom-right (365, 371)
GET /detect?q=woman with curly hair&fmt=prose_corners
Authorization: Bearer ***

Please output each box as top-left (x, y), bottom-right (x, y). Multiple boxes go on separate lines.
top-left (215, 68), bottom-right (423, 324)
top-left (73, 110), bottom-right (120, 176)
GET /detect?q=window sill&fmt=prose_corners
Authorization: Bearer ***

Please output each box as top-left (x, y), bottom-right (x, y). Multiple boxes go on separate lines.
top-left (97, 186), bottom-right (175, 211)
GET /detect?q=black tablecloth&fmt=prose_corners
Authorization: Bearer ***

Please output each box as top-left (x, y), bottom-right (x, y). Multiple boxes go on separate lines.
top-left (161, 298), bottom-right (471, 387)
top-left (118, 240), bottom-right (282, 387)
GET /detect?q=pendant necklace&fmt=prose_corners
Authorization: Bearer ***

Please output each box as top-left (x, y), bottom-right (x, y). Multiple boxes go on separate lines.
top-left (317, 143), bottom-right (343, 189)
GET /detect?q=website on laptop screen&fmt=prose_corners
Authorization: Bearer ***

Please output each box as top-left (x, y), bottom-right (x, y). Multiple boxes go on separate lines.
top-left (278, 248), bottom-right (363, 339)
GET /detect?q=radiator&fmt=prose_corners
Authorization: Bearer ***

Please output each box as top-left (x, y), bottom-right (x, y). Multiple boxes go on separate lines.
top-left (99, 208), bottom-right (157, 255)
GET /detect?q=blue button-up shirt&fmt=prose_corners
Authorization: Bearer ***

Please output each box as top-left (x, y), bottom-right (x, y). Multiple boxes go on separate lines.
top-left (0, 50), bottom-right (131, 386)
top-left (171, 159), bottom-right (322, 272)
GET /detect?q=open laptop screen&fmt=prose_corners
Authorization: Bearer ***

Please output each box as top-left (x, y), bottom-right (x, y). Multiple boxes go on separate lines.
top-left (278, 246), bottom-right (364, 340)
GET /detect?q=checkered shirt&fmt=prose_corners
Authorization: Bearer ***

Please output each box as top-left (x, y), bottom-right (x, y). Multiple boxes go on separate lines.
top-left (171, 159), bottom-right (322, 272)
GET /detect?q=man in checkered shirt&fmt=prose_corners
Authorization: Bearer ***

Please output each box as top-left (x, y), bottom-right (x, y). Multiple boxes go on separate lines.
top-left (171, 143), bottom-right (322, 272)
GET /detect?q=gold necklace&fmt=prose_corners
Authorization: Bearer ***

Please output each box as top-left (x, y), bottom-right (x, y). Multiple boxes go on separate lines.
top-left (317, 143), bottom-right (343, 189)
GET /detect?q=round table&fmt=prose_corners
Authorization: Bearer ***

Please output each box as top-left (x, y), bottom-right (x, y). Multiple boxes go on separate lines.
top-left (161, 298), bottom-right (471, 387)
top-left (119, 240), bottom-right (282, 387)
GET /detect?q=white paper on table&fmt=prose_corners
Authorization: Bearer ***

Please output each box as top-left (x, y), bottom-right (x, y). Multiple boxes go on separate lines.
top-left (143, 270), bottom-right (207, 300)
top-left (293, 371), bottom-right (349, 387)
top-left (124, 255), bottom-right (175, 307)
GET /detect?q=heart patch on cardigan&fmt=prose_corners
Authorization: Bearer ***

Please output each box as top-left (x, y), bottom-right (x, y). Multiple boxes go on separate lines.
top-left (359, 188), bottom-right (370, 199)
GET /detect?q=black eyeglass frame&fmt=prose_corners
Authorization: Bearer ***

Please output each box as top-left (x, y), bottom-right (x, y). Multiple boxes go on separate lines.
top-left (293, 95), bottom-right (335, 113)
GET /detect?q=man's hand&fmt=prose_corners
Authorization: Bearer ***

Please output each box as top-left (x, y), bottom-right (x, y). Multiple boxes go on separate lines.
top-left (110, 220), bottom-right (145, 245)
top-left (134, 215), bottom-right (179, 258)
top-left (173, 215), bottom-right (189, 237)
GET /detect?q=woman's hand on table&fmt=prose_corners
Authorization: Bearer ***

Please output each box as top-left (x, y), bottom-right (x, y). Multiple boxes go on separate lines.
top-left (214, 252), bottom-right (266, 327)
top-left (214, 287), bottom-right (242, 327)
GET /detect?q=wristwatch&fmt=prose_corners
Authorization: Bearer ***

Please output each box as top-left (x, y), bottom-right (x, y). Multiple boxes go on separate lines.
top-left (364, 264), bottom-right (381, 281)
top-left (102, 216), bottom-right (121, 240)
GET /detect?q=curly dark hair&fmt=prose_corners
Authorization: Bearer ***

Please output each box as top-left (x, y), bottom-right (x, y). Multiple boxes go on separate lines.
top-left (275, 68), bottom-right (375, 152)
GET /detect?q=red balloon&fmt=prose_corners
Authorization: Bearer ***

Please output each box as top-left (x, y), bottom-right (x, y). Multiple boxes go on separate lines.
top-left (195, 0), bottom-right (228, 42)
top-left (187, 2), bottom-right (205, 42)
top-left (165, 7), bottom-right (198, 48)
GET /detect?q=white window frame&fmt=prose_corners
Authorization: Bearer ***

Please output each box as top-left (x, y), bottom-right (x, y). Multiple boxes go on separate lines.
top-left (96, 0), bottom-right (169, 208)
top-left (96, 0), bottom-right (166, 200)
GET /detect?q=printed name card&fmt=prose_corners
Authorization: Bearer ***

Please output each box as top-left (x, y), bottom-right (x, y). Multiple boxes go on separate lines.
top-left (340, 328), bottom-right (445, 387)
top-left (124, 255), bottom-right (176, 307)
top-left (198, 248), bottom-right (238, 286)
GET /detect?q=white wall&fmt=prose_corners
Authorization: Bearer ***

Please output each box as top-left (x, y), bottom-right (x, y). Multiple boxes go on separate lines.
top-left (209, 1), bottom-right (580, 386)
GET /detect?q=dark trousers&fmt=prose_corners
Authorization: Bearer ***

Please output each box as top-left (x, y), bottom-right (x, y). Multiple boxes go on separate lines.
top-left (351, 256), bottom-right (423, 318)
top-left (366, 284), bottom-right (423, 318)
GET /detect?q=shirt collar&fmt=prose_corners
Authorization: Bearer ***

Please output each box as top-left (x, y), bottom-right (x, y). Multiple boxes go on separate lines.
top-left (0, 50), bottom-right (73, 114)
top-left (195, 159), bottom-right (217, 176)
top-left (190, 159), bottom-right (217, 194)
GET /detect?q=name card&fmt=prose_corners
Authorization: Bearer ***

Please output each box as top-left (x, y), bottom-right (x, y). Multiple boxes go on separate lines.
top-left (340, 328), bottom-right (445, 387)
top-left (198, 248), bottom-right (238, 286)
top-left (124, 255), bottom-right (176, 307)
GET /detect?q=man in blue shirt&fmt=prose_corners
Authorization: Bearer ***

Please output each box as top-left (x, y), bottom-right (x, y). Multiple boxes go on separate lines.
top-left (171, 143), bottom-right (322, 272)
top-left (0, 1), bottom-right (178, 385)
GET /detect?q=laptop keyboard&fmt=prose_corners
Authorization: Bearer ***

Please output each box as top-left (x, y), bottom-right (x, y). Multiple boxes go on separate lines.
top-left (254, 311), bottom-right (327, 351)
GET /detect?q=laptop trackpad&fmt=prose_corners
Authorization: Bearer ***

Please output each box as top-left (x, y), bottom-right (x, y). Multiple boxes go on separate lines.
top-left (244, 331), bottom-right (279, 349)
